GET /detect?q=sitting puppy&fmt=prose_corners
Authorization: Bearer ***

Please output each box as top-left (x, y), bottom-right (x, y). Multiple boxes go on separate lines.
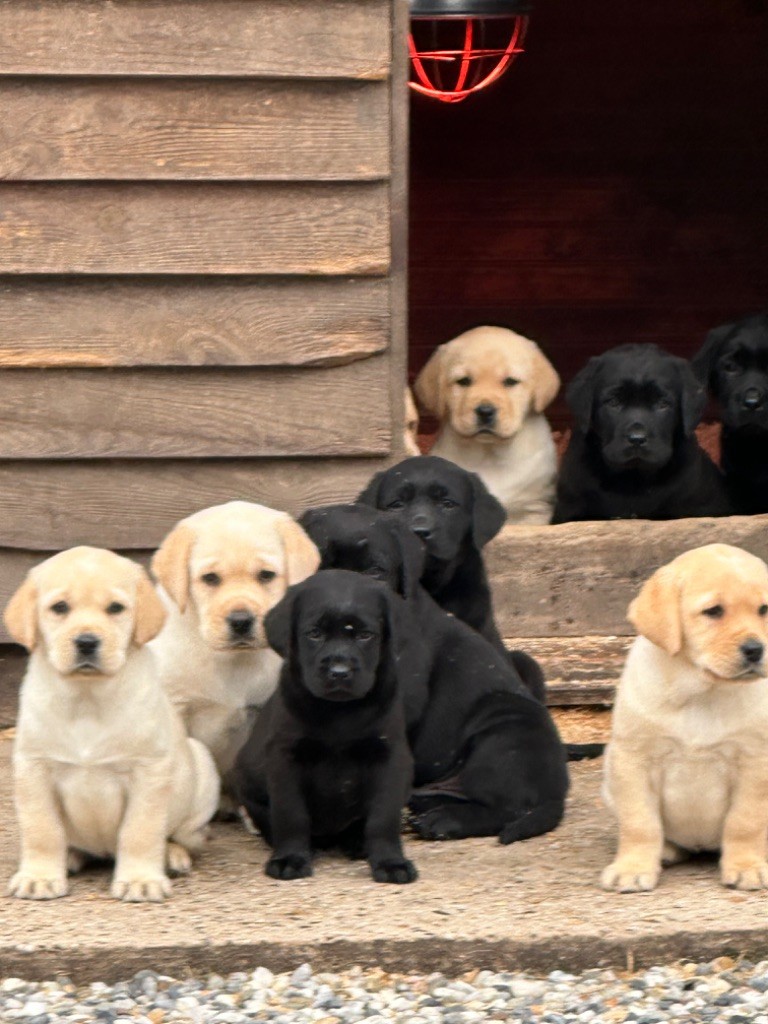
top-left (234, 570), bottom-right (417, 883)
top-left (299, 504), bottom-right (570, 842)
top-left (553, 344), bottom-right (732, 522)
top-left (693, 312), bottom-right (768, 514)
top-left (602, 544), bottom-right (768, 893)
top-left (150, 501), bottom-right (320, 794)
top-left (415, 326), bottom-right (560, 524)
top-left (6, 547), bottom-right (219, 902)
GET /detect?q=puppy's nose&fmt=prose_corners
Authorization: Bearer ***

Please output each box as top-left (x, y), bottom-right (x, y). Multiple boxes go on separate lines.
top-left (74, 633), bottom-right (100, 657)
top-left (227, 609), bottom-right (255, 637)
top-left (475, 403), bottom-right (497, 426)
top-left (741, 638), bottom-right (764, 664)
top-left (626, 425), bottom-right (648, 447)
top-left (412, 521), bottom-right (432, 540)
top-left (742, 388), bottom-right (764, 410)
top-left (327, 662), bottom-right (352, 683)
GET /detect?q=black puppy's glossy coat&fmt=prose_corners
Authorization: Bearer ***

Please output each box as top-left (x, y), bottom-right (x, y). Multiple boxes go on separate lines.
top-left (693, 313), bottom-right (768, 514)
top-left (553, 344), bottom-right (732, 522)
top-left (234, 570), bottom-right (417, 883)
top-left (356, 455), bottom-right (546, 702)
top-left (300, 505), bottom-right (570, 843)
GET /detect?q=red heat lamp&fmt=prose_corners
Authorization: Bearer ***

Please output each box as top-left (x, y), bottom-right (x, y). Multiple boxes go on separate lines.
top-left (409, 0), bottom-right (531, 104)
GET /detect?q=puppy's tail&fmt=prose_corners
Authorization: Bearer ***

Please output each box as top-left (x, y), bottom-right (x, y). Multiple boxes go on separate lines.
top-left (508, 649), bottom-right (547, 703)
top-left (498, 798), bottom-right (566, 845)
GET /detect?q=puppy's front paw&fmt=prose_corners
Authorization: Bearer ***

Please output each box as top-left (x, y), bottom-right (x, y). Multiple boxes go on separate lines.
top-left (111, 875), bottom-right (172, 902)
top-left (265, 854), bottom-right (312, 880)
top-left (166, 842), bottom-right (192, 877)
top-left (722, 859), bottom-right (768, 890)
top-left (8, 872), bottom-right (68, 900)
top-left (371, 858), bottom-right (418, 884)
top-left (410, 808), bottom-right (464, 841)
top-left (601, 860), bottom-right (659, 893)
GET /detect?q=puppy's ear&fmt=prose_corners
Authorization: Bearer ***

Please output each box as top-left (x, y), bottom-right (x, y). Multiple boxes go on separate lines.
top-left (278, 518), bottom-right (320, 585)
top-left (528, 346), bottom-right (561, 414)
top-left (357, 470), bottom-right (386, 508)
top-left (4, 576), bottom-right (38, 651)
top-left (133, 569), bottom-right (167, 647)
top-left (414, 347), bottom-right (447, 418)
top-left (264, 586), bottom-right (299, 658)
top-left (676, 359), bottom-right (707, 436)
top-left (469, 473), bottom-right (506, 548)
top-left (628, 565), bottom-right (682, 656)
top-left (390, 519), bottom-right (426, 599)
top-left (691, 322), bottom-right (734, 392)
top-left (298, 507), bottom-right (330, 560)
top-left (567, 358), bottom-right (600, 433)
top-left (151, 524), bottom-right (194, 612)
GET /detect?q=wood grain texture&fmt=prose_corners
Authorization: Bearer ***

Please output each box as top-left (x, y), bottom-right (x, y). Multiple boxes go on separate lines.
top-left (488, 515), bottom-right (768, 638)
top-left (0, 183), bottom-right (389, 275)
top-left (0, 0), bottom-right (390, 79)
top-left (0, 278), bottom-right (389, 368)
top-left (0, 459), bottom-right (389, 550)
top-left (0, 646), bottom-right (25, 727)
top-left (0, 358), bottom-right (391, 458)
top-left (0, 79), bottom-right (389, 182)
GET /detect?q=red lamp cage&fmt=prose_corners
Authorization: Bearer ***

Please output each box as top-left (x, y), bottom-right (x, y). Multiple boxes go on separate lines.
top-left (409, 0), bottom-right (531, 104)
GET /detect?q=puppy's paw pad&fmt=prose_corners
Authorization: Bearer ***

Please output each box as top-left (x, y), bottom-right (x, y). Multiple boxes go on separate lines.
top-left (265, 854), bottom-right (312, 881)
top-left (166, 842), bottom-right (192, 877)
top-left (410, 810), bottom-right (463, 841)
top-left (8, 873), bottom-right (68, 900)
top-left (600, 863), bottom-right (659, 892)
top-left (371, 858), bottom-right (418, 884)
top-left (111, 876), bottom-right (171, 902)
top-left (722, 861), bottom-right (768, 890)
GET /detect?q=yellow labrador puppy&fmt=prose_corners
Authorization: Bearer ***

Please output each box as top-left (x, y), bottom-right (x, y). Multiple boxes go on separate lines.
top-left (602, 543), bottom-right (768, 893)
top-left (415, 326), bottom-right (560, 524)
top-left (150, 501), bottom-right (320, 790)
top-left (6, 547), bottom-right (219, 902)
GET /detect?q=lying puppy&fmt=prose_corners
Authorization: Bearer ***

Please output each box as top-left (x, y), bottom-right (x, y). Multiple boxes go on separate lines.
top-left (6, 547), bottom-right (219, 902)
top-left (415, 326), bottom-right (560, 524)
top-left (234, 570), bottom-right (417, 882)
top-left (693, 312), bottom-right (768, 513)
top-left (150, 501), bottom-right (320, 792)
top-left (357, 455), bottom-right (546, 702)
top-left (553, 344), bottom-right (732, 522)
top-left (602, 544), bottom-right (768, 893)
top-left (299, 504), bottom-right (570, 842)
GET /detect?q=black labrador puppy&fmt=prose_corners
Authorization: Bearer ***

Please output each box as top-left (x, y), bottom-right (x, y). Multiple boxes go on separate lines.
top-left (356, 455), bottom-right (546, 703)
top-left (234, 570), bottom-right (417, 883)
top-left (693, 312), bottom-right (768, 514)
top-left (299, 504), bottom-right (570, 844)
top-left (552, 343), bottom-right (732, 522)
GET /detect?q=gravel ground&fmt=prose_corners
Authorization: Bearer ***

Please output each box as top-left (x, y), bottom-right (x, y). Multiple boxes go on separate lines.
top-left (3, 957), bottom-right (768, 1024)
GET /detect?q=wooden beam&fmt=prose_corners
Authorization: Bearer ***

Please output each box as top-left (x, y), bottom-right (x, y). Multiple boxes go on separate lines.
top-left (0, 79), bottom-right (389, 182)
top-left (0, 0), bottom-right (390, 80)
top-left (0, 358), bottom-right (391, 459)
top-left (0, 278), bottom-right (389, 368)
top-left (0, 183), bottom-right (389, 276)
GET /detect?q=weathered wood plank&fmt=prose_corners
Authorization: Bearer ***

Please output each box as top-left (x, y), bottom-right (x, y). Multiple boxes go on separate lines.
top-left (0, 459), bottom-right (390, 550)
top-left (0, 359), bottom-right (391, 459)
top-left (0, 278), bottom-right (389, 368)
top-left (0, 183), bottom-right (389, 275)
top-left (0, 0), bottom-right (390, 80)
top-left (0, 79), bottom-right (389, 182)
top-left (0, 647), bottom-right (25, 727)
top-left (488, 515), bottom-right (768, 638)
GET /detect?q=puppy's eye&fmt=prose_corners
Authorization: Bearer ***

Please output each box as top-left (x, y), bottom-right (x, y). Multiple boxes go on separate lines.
top-left (702, 604), bottom-right (725, 619)
top-left (106, 602), bottom-right (125, 615)
top-left (721, 358), bottom-right (739, 374)
top-left (759, 605), bottom-right (768, 617)
top-left (50, 600), bottom-right (70, 616)
top-left (606, 396), bottom-right (623, 409)
top-left (387, 500), bottom-right (405, 510)
top-left (441, 498), bottom-right (458, 509)
top-left (503, 377), bottom-right (520, 387)
top-left (201, 572), bottom-right (221, 587)
top-left (655, 398), bottom-right (672, 410)
top-left (357, 630), bottom-right (375, 641)
top-left (307, 627), bottom-right (323, 641)
top-left (257, 570), bottom-right (276, 584)
top-left (455, 376), bottom-right (472, 387)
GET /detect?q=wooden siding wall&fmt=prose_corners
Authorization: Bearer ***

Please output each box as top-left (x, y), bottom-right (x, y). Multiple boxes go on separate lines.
top-left (0, 0), bottom-right (408, 643)
top-left (409, 0), bottom-right (768, 428)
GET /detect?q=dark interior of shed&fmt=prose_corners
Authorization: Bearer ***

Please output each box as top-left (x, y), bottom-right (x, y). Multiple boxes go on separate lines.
top-left (408, 0), bottom-right (768, 437)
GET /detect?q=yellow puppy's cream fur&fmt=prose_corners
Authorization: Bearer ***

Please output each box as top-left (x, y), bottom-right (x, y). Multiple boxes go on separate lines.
top-left (602, 543), bottom-right (768, 893)
top-left (150, 501), bottom-right (320, 786)
top-left (6, 546), bottom-right (219, 903)
top-left (415, 326), bottom-right (560, 524)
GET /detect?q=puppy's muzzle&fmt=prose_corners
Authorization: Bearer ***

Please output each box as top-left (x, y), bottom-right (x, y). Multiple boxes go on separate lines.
top-left (741, 387), bottom-right (765, 412)
top-left (626, 424), bottom-right (648, 448)
top-left (73, 632), bottom-right (101, 670)
top-left (226, 608), bottom-right (256, 646)
top-left (321, 658), bottom-right (357, 697)
top-left (740, 638), bottom-right (765, 673)
top-left (475, 403), bottom-right (497, 430)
